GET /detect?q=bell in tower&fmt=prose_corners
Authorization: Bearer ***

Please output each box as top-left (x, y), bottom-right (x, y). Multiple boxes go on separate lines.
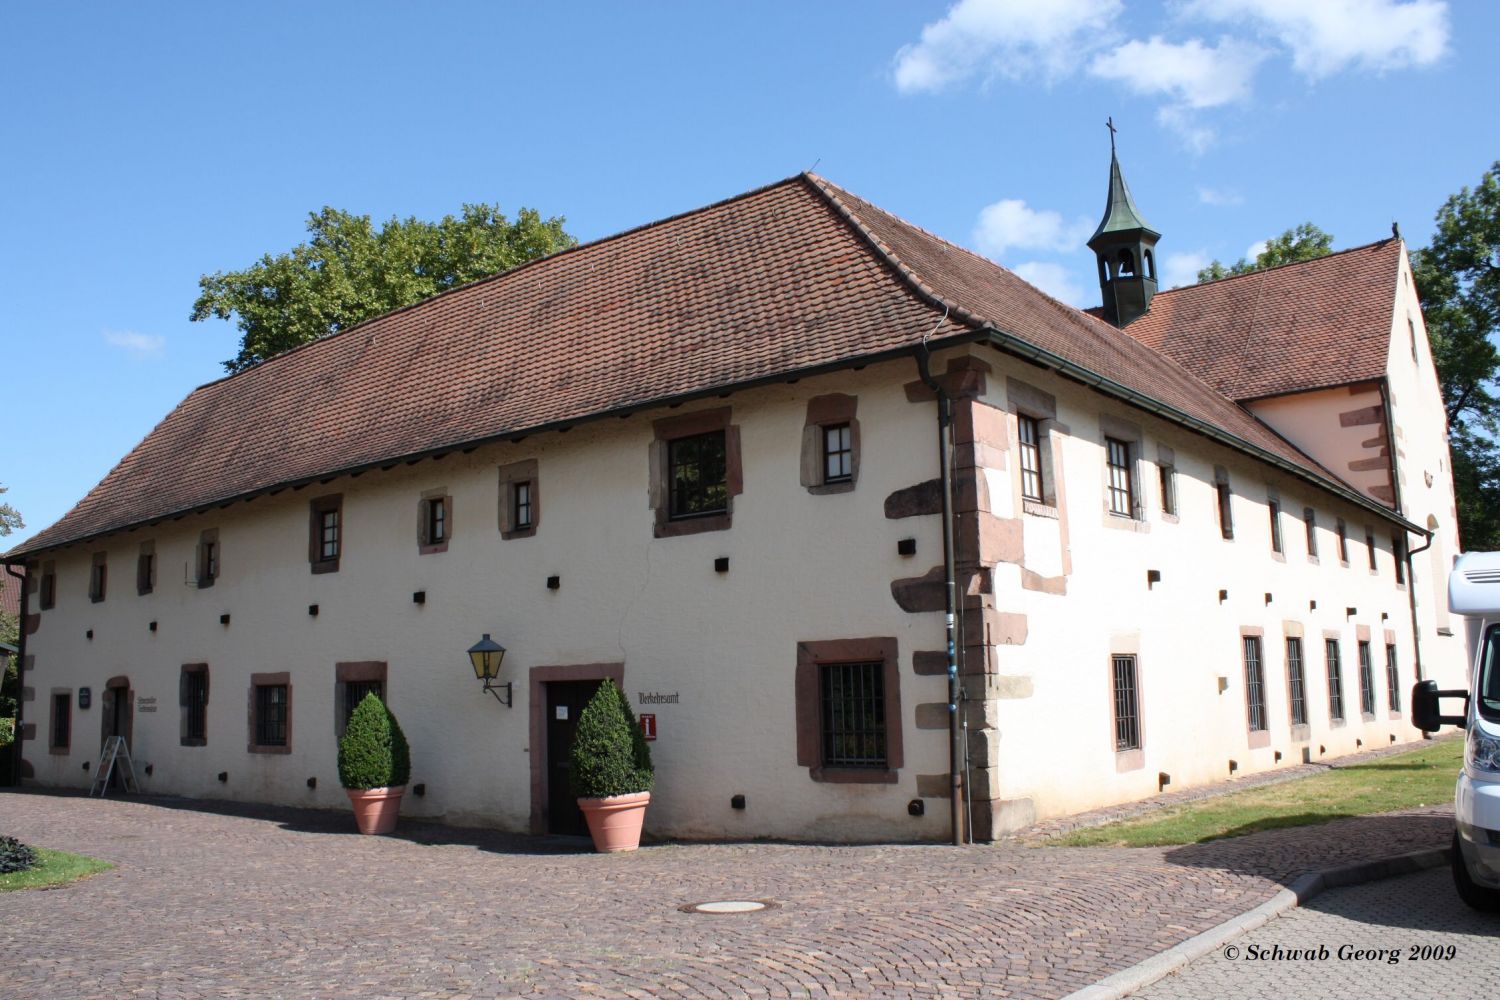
top-left (1088, 118), bottom-right (1160, 328)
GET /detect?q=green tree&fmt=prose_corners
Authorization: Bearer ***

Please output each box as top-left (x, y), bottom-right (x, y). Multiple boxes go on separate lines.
top-left (1197, 223), bottom-right (1335, 283)
top-left (193, 203), bottom-right (576, 373)
top-left (0, 484), bottom-right (20, 748)
top-left (1413, 161), bottom-right (1500, 549)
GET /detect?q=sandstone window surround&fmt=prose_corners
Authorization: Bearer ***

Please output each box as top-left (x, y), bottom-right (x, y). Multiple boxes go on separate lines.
top-left (1304, 507), bottom-right (1320, 563)
top-left (418, 489), bottom-right (451, 555)
top-left (1267, 494), bottom-right (1284, 558)
top-left (247, 672), bottom-right (292, 754)
top-left (499, 459), bottom-right (539, 540)
top-left (1110, 651), bottom-right (1144, 773)
top-left (1213, 466), bottom-right (1234, 540)
top-left (1324, 633), bottom-right (1346, 725)
top-left (1284, 628), bottom-right (1310, 741)
top-left (309, 494), bottom-right (342, 574)
top-left (1365, 527), bottom-right (1378, 574)
top-left (1156, 444), bottom-right (1178, 521)
top-left (1241, 627), bottom-right (1270, 749)
top-left (799, 393), bottom-right (860, 496)
top-left (1357, 631), bottom-right (1377, 719)
top-left (648, 407), bottom-right (742, 538)
top-left (1392, 533), bottom-right (1406, 586)
top-left (49, 688), bottom-right (71, 754)
top-left (39, 559), bottom-right (56, 610)
top-left (794, 637), bottom-right (903, 784)
top-left (1099, 413), bottom-right (1145, 527)
top-left (1336, 518), bottom-right (1350, 566)
top-left (196, 528), bottom-right (220, 588)
top-left (335, 661), bottom-right (388, 739)
top-left (88, 551), bottom-right (107, 604)
top-left (1007, 377), bottom-right (1061, 516)
top-left (136, 540), bottom-right (156, 595)
top-left (1385, 637), bottom-right (1403, 719)
top-left (180, 663), bottom-right (209, 747)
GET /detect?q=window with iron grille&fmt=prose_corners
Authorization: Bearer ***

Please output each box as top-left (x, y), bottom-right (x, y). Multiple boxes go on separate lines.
top-left (1358, 640), bottom-right (1376, 716)
top-left (513, 481), bottom-right (533, 529)
top-left (1215, 482), bottom-right (1234, 539)
top-left (1365, 529), bottom-right (1378, 571)
top-left (1019, 416), bottom-right (1044, 501)
top-left (668, 431), bottom-right (728, 520)
top-left (344, 680), bottom-right (384, 730)
top-left (1393, 534), bottom-right (1406, 584)
top-left (51, 693), bottom-right (70, 751)
top-left (183, 666), bottom-right (208, 745)
top-left (1326, 638), bottom-right (1345, 721)
top-left (1243, 636), bottom-right (1268, 732)
top-left (1286, 637), bottom-right (1308, 727)
top-left (1159, 463), bottom-right (1177, 515)
top-left (1386, 644), bottom-right (1402, 712)
top-left (1112, 654), bottom-right (1141, 751)
top-left (255, 684), bottom-right (289, 747)
top-left (1304, 508), bottom-right (1319, 558)
top-left (1105, 437), bottom-right (1134, 517)
top-left (820, 661), bottom-right (887, 768)
top-left (1336, 519), bottom-right (1349, 563)
top-left (1268, 500), bottom-right (1283, 554)
top-left (823, 424), bottom-right (853, 484)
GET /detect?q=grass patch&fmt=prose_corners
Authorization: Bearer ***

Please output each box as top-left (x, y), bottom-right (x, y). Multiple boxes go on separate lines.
top-left (0, 847), bottom-right (113, 892)
top-left (1052, 738), bottom-right (1462, 848)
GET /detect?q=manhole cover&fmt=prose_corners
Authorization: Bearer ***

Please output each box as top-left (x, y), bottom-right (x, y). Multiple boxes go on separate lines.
top-left (681, 899), bottom-right (776, 914)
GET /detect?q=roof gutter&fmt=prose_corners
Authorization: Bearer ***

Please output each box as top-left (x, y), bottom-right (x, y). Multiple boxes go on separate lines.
top-left (980, 327), bottom-right (1423, 535)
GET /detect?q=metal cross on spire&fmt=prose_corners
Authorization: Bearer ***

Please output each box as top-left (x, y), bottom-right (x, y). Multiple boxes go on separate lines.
top-left (1106, 116), bottom-right (1117, 154)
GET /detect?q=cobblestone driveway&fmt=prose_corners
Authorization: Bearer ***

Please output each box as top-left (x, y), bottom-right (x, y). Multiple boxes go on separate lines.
top-left (0, 791), bottom-right (1452, 999)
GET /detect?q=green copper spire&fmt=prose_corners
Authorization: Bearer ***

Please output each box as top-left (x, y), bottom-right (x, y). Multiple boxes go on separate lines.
top-left (1089, 118), bottom-right (1157, 247)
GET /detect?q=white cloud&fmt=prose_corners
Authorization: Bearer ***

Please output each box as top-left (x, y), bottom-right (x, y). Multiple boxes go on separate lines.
top-left (1011, 262), bottom-right (1086, 305)
top-left (1155, 106), bottom-right (1217, 153)
top-left (1197, 186), bottom-right (1244, 206)
top-left (893, 0), bottom-right (1123, 93)
top-left (1090, 35), bottom-right (1266, 108)
top-left (1245, 239), bottom-right (1269, 260)
top-left (973, 199), bottom-right (1092, 257)
top-left (1186, 0), bottom-right (1449, 78)
top-left (1163, 251), bottom-right (1211, 289)
top-left (103, 330), bottom-right (166, 359)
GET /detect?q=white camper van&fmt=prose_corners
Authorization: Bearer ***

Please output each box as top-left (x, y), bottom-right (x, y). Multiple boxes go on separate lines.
top-left (1413, 550), bottom-right (1500, 911)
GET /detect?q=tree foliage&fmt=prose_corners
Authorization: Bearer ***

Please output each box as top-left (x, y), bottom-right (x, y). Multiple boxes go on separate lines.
top-left (0, 484), bottom-right (21, 539)
top-left (1197, 223), bottom-right (1335, 283)
top-left (1413, 161), bottom-right (1500, 549)
top-left (193, 204), bottom-right (576, 373)
top-left (337, 693), bottom-right (411, 790)
top-left (569, 680), bottom-right (654, 799)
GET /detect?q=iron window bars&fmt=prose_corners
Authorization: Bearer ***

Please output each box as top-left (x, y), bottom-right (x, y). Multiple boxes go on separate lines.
top-left (820, 660), bottom-right (886, 768)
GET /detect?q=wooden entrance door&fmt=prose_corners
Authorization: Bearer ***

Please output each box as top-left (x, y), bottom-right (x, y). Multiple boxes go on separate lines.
top-left (545, 680), bottom-right (601, 835)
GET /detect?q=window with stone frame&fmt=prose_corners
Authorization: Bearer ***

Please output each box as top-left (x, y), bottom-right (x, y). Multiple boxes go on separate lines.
top-left (1358, 640), bottom-right (1377, 717)
top-left (1365, 528), bottom-right (1378, 572)
top-left (1393, 533), bottom-right (1406, 584)
top-left (88, 552), bottom-right (107, 603)
top-left (1158, 462), bottom-right (1177, 516)
top-left (1112, 654), bottom-right (1141, 752)
top-left (308, 494), bottom-right (341, 573)
top-left (800, 394), bottom-right (860, 496)
top-left (1326, 638), bottom-right (1345, 722)
top-left (1386, 643), bottom-right (1402, 713)
top-left (1304, 508), bottom-right (1319, 559)
top-left (39, 560), bottom-right (56, 610)
top-left (1286, 637), bottom-right (1308, 728)
top-left (50, 691), bottom-right (71, 752)
top-left (1243, 636), bottom-right (1268, 733)
top-left (418, 491), bottom-right (452, 554)
top-left (248, 673), bottom-right (292, 753)
top-left (794, 637), bottom-right (902, 783)
top-left (1105, 437), bottom-right (1135, 517)
top-left (1268, 499), bottom-right (1283, 554)
top-left (1018, 414), bottom-right (1045, 502)
top-left (498, 459), bottom-right (539, 539)
top-left (1336, 518), bottom-right (1349, 564)
top-left (652, 407), bottom-right (741, 537)
top-left (335, 661), bottom-right (389, 739)
top-left (197, 529), bottom-right (219, 588)
top-left (180, 664), bottom-right (209, 747)
top-left (1214, 470), bottom-right (1234, 540)
top-left (669, 431), bottom-right (728, 519)
top-left (136, 541), bottom-right (156, 595)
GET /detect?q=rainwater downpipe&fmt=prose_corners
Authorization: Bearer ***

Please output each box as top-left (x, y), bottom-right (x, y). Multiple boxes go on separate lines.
top-left (1405, 530), bottom-right (1433, 683)
top-left (5, 562), bottom-right (28, 787)
top-left (914, 340), bottom-right (965, 846)
top-left (1379, 380), bottom-right (1430, 684)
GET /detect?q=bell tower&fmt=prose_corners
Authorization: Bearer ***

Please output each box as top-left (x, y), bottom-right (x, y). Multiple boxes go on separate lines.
top-left (1088, 118), bottom-right (1160, 328)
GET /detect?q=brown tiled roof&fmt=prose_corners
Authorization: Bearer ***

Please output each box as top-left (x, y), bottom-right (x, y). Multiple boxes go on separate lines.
top-left (10, 175), bottom-right (1408, 558)
top-left (1120, 240), bottom-right (1403, 401)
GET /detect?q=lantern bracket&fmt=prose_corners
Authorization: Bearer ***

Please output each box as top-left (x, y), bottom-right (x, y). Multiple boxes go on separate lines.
top-left (483, 678), bottom-right (513, 708)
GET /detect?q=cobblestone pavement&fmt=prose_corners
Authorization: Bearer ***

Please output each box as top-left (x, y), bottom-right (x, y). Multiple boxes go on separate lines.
top-left (0, 791), bottom-right (1454, 999)
top-left (1133, 866), bottom-right (1500, 998)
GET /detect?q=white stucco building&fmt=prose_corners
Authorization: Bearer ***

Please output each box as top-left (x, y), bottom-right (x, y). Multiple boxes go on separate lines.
top-left (5, 155), bottom-right (1464, 842)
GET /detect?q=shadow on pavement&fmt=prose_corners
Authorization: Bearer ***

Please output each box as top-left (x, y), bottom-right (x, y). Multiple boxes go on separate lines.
top-left (1162, 810), bottom-right (1453, 888)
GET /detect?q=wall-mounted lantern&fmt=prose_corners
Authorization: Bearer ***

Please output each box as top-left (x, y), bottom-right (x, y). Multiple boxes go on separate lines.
top-left (468, 633), bottom-right (511, 707)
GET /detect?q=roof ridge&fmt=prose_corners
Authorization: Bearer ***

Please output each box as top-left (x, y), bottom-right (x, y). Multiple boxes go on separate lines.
top-left (1156, 236), bottom-right (1401, 297)
top-left (190, 174), bottom-right (815, 396)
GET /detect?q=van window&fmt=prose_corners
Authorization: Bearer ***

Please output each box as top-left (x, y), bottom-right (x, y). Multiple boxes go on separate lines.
top-left (1479, 624), bottom-right (1500, 723)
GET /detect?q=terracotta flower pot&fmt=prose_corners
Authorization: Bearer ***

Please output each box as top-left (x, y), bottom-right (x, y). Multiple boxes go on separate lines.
top-left (346, 785), bottom-right (405, 835)
top-left (577, 791), bottom-right (650, 852)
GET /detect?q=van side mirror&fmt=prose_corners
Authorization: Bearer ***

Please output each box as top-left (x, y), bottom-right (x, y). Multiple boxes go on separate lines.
top-left (1411, 679), bottom-right (1468, 732)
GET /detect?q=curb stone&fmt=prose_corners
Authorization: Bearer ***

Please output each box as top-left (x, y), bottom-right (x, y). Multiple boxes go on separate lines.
top-left (1061, 846), bottom-right (1450, 1000)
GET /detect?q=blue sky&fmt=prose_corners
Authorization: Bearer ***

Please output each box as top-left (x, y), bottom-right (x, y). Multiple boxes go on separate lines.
top-left (3, 0), bottom-right (1496, 548)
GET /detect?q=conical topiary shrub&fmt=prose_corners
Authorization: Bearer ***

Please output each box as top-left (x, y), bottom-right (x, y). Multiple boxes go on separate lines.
top-left (569, 679), bottom-right (654, 798)
top-left (338, 693), bottom-right (411, 790)
top-left (337, 693), bottom-right (411, 835)
top-left (569, 680), bottom-right (654, 852)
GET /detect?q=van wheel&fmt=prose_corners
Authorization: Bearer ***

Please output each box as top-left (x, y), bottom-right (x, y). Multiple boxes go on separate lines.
top-left (1452, 833), bottom-right (1500, 912)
